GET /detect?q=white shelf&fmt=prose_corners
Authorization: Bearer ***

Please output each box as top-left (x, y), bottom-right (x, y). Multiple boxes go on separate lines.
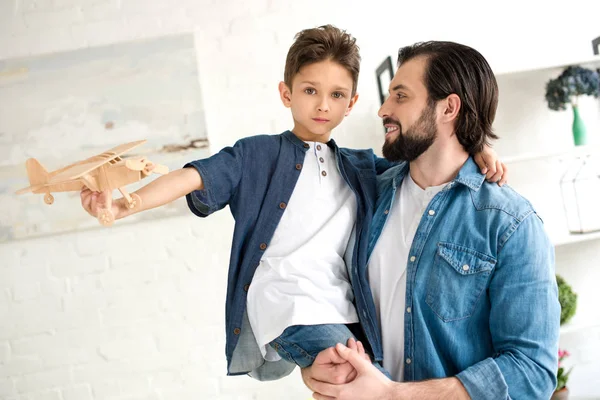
top-left (560, 321), bottom-right (600, 335)
top-left (495, 55), bottom-right (600, 77)
top-left (552, 230), bottom-right (600, 247)
top-left (503, 144), bottom-right (600, 165)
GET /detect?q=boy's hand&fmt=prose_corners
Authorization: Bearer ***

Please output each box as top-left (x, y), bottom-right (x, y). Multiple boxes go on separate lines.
top-left (80, 188), bottom-right (125, 220)
top-left (474, 145), bottom-right (508, 186)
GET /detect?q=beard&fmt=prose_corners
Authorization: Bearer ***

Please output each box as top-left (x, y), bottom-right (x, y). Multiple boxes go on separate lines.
top-left (382, 103), bottom-right (437, 162)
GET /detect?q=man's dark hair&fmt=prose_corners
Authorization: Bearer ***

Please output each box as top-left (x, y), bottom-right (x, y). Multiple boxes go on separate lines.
top-left (397, 41), bottom-right (499, 153)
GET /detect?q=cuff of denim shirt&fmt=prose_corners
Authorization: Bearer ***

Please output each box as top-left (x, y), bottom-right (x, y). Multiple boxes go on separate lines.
top-left (183, 161), bottom-right (213, 217)
top-left (456, 357), bottom-right (508, 400)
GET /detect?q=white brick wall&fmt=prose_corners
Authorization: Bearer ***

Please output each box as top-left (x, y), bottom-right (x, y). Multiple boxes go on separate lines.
top-left (2, 0), bottom-right (600, 398)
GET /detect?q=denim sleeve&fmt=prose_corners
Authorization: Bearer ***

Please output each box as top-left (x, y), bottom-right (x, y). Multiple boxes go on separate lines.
top-left (456, 213), bottom-right (560, 400)
top-left (183, 140), bottom-right (244, 217)
top-left (372, 154), bottom-right (398, 175)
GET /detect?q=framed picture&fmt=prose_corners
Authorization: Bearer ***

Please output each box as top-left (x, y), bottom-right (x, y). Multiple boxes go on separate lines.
top-left (376, 56), bottom-right (394, 106)
top-left (0, 33), bottom-right (210, 242)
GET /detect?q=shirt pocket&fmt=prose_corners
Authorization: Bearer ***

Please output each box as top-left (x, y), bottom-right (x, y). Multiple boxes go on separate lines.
top-left (425, 242), bottom-right (496, 322)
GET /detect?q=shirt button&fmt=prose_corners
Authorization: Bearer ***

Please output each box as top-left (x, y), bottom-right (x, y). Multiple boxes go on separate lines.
top-left (384, 209), bottom-right (389, 215)
top-left (234, 328), bottom-right (241, 335)
top-left (279, 202), bottom-right (287, 209)
top-left (406, 307), bottom-right (411, 313)
top-left (296, 164), bottom-right (302, 170)
top-left (410, 256), bottom-right (416, 262)
top-left (303, 143), bottom-right (310, 149)
top-left (428, 210), bottom-right (435, 216)
top-left (319, 157), bottom-right (324, 163)
top-left (259, 243), bottom-right (267, 250)
top-left (462, 264), bottom-right (470, 271)
top-left (244, 284), bottom-right (250, 292)
top-left (317, 145), bottom-right (322, 150)
top-left (406, 358), bottom-right (412, 364)
top-left (321, 171), bottom-right (327, 177)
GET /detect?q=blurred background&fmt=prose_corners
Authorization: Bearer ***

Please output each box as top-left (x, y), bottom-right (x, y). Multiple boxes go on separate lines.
top-left (1, 0), bottom-right (599, 399)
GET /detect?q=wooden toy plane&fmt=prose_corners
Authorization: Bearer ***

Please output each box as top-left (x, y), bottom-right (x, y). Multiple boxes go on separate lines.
top-left (15, 139), bottom-right (169, 226)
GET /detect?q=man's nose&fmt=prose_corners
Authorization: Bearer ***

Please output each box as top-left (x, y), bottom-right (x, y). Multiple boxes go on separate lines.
top-left (378, 96), bottom-right (392, 119)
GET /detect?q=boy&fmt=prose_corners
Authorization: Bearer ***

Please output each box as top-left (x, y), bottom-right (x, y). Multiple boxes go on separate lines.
top-left (81, 25), bottom-right (501, 381)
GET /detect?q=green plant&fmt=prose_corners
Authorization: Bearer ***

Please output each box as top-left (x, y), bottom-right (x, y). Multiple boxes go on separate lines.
top-left (556, 349), bottom-right (573, 392)
top-left (545, 65), bottom-right (600, 111)
top-left (557, 274), bottom-right (578, 325)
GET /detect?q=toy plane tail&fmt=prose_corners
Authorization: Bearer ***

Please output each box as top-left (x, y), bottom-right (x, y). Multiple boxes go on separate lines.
top-left (25, 158), bottom-right (49, 186)
top-left (15, 158), bottom-right (50, 195)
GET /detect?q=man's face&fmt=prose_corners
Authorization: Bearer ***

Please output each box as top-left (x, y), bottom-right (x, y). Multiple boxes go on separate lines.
top-left (378, 57), bottom-right (438, 162)
top-left (279, 59), bottom-right (358, 142)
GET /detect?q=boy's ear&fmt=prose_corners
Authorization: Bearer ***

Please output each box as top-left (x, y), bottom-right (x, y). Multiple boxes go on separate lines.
top-left (345, 93), bottom-right (359, 116)
top-left (278, 81), bottom-right (292, 108)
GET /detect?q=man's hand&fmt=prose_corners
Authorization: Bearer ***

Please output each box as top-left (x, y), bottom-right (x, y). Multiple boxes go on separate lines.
top-left (310, 342), bottom-right (393, 400)
top-left (474, 145), bottom-right (508, 186)
top-left (301, 338), bottom-right (367, 393)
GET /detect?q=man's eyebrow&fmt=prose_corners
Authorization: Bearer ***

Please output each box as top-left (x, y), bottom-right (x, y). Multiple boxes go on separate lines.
top-left (390, 83), bottom-right (410, 93)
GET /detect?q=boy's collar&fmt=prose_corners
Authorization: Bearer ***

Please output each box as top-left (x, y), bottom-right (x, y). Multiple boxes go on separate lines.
top-left (283, 130), bottom-right (338, 151)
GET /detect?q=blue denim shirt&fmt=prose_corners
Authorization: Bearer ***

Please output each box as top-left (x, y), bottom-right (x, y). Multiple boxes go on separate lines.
top-left (184, 130), bottom-right (391, 380)
top-left (368, 158), bottom-right (560, 399)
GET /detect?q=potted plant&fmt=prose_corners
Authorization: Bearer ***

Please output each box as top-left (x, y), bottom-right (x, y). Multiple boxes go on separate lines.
top-left (545, 65), bottom-right (600, 146)
top-left (557, 274), bottom-right (578, 325)
top-left (552, 349), bottom-right (574, 400)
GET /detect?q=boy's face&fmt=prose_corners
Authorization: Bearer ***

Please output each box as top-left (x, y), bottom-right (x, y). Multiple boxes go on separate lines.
top-left (279, 59), bottom-right (358, 142)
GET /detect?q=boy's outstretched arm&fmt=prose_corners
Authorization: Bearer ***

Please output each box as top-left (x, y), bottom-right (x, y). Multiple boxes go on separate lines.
top-left (80, 167), bottom-right (203, 220)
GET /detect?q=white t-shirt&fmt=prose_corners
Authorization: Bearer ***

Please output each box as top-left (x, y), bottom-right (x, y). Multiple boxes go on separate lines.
top-left (368, 172), bottom-right (447, 381)
top-left (246, 141), bottom-right (359, 360)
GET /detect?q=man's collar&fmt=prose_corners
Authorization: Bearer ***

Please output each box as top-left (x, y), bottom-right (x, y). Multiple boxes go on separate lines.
top-left (391, 156), bottom-right (485, 191)
top-left (453, 157), bottom-right (486, 191)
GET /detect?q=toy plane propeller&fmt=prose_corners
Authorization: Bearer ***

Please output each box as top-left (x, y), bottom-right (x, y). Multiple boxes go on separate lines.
top-left (15, 139), bottom-right (169, 226)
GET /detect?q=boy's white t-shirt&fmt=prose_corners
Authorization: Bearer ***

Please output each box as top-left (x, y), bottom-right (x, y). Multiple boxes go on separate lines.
top-left (246, 141), bottom-right (359, 360)
top-left (368, 172), bottom-right (448, 381)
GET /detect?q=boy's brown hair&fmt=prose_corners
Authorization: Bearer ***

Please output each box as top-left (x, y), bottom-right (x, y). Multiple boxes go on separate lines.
top-left (284, 25), bottom-right (361, 96)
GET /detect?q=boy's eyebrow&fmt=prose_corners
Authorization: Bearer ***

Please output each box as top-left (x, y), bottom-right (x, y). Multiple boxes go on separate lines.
top-left (333, 86), bottom-right (351, 92)
top-left (298, 81), bottom-right (351, 91)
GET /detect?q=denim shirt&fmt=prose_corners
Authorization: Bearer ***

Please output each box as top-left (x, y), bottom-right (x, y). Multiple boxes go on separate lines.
top-left (184, 130), bottom-right (390, 380)
top-left (368, 158), bottom-right (560, 399)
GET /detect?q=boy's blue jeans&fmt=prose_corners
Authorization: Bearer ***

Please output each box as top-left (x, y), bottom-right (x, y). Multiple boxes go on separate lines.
top-left (268, 323), bottom-right (390, 377)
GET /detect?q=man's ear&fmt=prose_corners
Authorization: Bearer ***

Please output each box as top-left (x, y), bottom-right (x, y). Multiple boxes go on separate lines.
top-left (279, 81), bottom-right (292, 108)
top-left (440, 93), bottom-right (461, 123)
top-left (345, 93), bottom-right (360, 116)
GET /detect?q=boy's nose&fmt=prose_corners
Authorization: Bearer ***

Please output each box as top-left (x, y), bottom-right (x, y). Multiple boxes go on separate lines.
top-left (317, 96), bottom-right (330, 112)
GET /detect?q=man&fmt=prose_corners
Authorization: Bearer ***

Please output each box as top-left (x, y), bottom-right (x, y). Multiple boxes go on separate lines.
top-left (301, 41), bottom-right (561, 399)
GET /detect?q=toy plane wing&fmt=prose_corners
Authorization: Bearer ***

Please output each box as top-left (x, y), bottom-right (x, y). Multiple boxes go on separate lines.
top-left (47, 140), bottom-right (148, 183)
